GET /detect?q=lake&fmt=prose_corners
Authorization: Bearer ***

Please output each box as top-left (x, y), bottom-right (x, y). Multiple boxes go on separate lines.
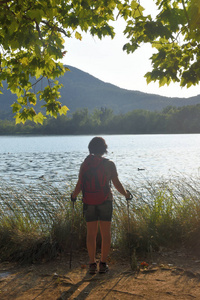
top-left (0, 134), bottom-right (200, 188)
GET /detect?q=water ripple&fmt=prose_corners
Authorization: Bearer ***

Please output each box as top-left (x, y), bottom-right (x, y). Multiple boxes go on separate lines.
top-left (0, 134), bottom-right (199, 187)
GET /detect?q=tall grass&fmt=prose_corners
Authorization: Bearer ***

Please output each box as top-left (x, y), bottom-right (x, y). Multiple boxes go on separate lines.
top-left (113, 175), bottom-right (200, 256)
top-left (0, 181), bottom-right (86, 263)
top-left (0, 175), bottom-right (200, 263)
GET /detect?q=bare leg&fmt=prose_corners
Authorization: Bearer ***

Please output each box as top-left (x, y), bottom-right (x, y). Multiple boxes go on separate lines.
top-left (86, 221), bottom-right (98, 263)
top-left (99, 221), bottom-right (111, 262)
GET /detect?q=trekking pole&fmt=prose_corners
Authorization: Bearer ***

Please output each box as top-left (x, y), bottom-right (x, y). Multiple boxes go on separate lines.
top-left (126, 190), bottom-right (134, 268)
top-left (69, 194), bottom-right (76, 269)
top-left (126, 189), bottom-right (133, 229)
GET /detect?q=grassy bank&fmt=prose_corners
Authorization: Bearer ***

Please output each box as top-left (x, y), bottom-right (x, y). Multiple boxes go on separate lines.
top-left (0, 176), bottom-right (200, 264)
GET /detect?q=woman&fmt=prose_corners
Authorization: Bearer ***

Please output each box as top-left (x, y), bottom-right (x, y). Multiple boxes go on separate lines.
top-left (71, 137), bottom-right (130, 274)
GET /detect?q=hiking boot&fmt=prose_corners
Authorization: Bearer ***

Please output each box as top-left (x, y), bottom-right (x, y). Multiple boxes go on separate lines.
top-left (99, 261), bottom-right (109, 273)
top-left (89, 262), bottom-right (97, 274)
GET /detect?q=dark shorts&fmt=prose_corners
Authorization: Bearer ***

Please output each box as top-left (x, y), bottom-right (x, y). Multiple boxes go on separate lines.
top-left (83, 200), bottom-right (113, 222)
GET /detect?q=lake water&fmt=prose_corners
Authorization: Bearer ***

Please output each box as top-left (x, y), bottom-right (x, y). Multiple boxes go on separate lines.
top-left (0, 134), bottom-right (200, 188)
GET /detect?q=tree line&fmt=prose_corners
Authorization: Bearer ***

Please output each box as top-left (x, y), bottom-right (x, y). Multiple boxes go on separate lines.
top-left (1, 105), bottom-right (200, 135)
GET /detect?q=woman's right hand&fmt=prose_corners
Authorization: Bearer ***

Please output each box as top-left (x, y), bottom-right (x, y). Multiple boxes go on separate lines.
top-left (125, 190), bottom-right (132, 200)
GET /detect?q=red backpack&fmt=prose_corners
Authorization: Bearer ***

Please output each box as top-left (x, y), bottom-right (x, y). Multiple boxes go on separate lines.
top-left (81, 155), bottom-right (110, 205)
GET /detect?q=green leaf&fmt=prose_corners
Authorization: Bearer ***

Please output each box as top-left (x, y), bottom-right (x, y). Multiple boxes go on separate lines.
top-left (35, 68), bottom-right (43, 79)
top-left (75, 31), bottom-right (82, 40)
top-left (27, 9), bottom-right (43, 22)
top-left (145, 72), bottom-right (153, 85)
top-left (59, 105), bottom-right (69, 116)
top-left (159, 76), bottom-right (170, 87)
top-left (33, 112), bottom-right (46, 124)
top-left (133, 8), bottom-right (143, 18)
top-left (0, 82), bottom-right (3, 94)
top-left (15, 113), bottom-right (23, 125)
top-left (131, 0), bottom-right (139, 10)
top-left (9, 20), bottom-right (19, 34)
top-left (11, 103), bottom-right (22, 113)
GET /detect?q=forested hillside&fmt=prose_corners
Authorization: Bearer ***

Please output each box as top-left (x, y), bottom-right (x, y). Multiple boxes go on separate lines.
top-left (1, 105), bottom-right (200, 135)
top-left (1, 66), bottom-right (200, 120)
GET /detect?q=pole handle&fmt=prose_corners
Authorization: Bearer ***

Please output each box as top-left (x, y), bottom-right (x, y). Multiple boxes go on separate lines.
top-left (126, 190), bottom-right (133, 201)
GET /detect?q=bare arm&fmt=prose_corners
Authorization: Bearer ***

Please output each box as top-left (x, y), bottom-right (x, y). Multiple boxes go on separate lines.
top-left (112, 176), bottom-right (130, 199)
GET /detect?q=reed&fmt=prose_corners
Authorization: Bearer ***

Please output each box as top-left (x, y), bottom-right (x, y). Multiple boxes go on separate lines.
top-left (0, 181), bottom-right (86, 263)
top-left (114, 175), bottom-right (200, 256)
top-left (0, 175), bottom-right (200, 263)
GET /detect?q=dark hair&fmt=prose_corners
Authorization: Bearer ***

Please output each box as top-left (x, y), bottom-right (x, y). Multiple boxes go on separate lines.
top-left (88, 137), bottom-right (108, 155)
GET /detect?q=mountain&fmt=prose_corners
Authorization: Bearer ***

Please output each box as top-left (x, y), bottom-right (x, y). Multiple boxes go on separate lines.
top-left (1, 65), bottom-right (200, 119)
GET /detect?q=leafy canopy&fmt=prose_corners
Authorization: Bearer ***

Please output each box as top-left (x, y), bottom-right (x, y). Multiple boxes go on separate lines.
top-left (0, 0), bottom-right (200, 123)
top-left (123, 0), bottom-right (200, 89)
top-left (0, 0), bottom-right (138, 123)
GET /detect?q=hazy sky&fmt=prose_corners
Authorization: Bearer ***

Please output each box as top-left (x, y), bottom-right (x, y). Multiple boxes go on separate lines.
top-left (63, 1), bottom-right (200, 99)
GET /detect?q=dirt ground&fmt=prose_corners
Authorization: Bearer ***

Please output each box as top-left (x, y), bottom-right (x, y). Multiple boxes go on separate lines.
top-left (0, 249), bottom-right (200, 300)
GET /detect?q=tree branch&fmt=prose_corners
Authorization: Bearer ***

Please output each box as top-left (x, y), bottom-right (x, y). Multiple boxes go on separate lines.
top-left (41, 20), bottom-right (71, 37)
top-left (31, 76), bottom-right (44, 89)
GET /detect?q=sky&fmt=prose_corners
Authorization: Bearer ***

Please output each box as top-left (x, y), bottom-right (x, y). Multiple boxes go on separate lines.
top-left (62, 1), bottom-right (200, 99)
